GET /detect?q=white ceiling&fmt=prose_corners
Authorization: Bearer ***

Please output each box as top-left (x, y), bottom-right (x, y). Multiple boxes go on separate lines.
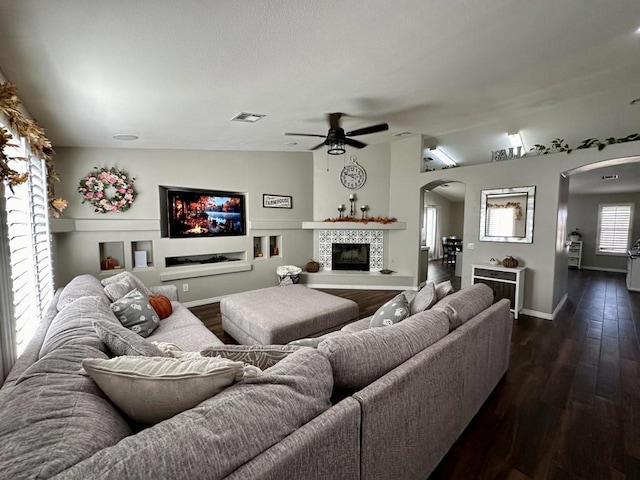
top-left (1, 1), bottom-right (640, 173)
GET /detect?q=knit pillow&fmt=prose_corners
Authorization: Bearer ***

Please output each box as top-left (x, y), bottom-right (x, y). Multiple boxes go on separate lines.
top-left (94, 319), bottom-right (166, 357)
top-left (409, 281), bottom-right (437, 314)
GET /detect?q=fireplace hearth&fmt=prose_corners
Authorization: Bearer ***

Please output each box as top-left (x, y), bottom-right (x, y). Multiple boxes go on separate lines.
top-left (332, 243), bottom-right (370, 271)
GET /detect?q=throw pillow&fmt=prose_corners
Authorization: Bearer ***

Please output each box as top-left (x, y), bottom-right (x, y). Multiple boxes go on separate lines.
top-left (93, 319), bottom-right (166, 357)
top-left (110, 289), bottom-right (159, 337)
top-left (409, 281), bottom-right (437, 314)
top-left (288, 335), bottom-right (329, 348)
top-left (435, 280), bottom-right (454, 300)
top-left (369, 294), bottom-right (410, 328)
top-left (200, 344), bottom-right (300, 370)
top-left (149, 294), bottom-right (173, 319)
top-left (82, 355), bottom-right (252, 424)
top-left (103, 280), bottom-right (136, 302)
top-left (101, 271), bottom-right (153, 297)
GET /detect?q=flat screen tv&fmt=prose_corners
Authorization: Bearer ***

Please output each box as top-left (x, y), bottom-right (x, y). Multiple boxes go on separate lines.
top-left (160, 186), bottom-right (246, 238)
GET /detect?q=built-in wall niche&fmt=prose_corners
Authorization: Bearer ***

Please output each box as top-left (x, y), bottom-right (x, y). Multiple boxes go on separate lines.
top-left (131, 240), bottom-right (154, 270)
top-left (253, 236), bottom-right (267, 259)
top-left (269, 235), bottom-right (281, 257)
top-left (99, 241), bottom-right (125, 272)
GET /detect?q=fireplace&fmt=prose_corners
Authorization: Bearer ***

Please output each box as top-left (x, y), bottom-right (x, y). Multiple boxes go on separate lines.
top-left (332, 243), bottom-right (370, 271)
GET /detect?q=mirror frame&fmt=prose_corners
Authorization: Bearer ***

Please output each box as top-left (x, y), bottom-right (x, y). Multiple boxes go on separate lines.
top-left (479, 185), bottom-right (536, 243)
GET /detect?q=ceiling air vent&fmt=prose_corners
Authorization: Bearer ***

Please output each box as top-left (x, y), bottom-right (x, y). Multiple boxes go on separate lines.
top-left (602, 174), bottom-right (619, 180)
top-left (231, 112), bottom-right (266, 123)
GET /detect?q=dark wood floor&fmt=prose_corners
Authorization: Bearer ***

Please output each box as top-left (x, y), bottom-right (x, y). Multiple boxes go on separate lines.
top-left (189, 267), bottom-right (640, 480)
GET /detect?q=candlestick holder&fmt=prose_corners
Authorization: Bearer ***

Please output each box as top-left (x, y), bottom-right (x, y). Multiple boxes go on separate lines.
top-left (349, 197), bottom-right (356, 218)
top-left (337, 204), bottom-right (346, 219)
top-left (360, 205), bottom-right (368, 220)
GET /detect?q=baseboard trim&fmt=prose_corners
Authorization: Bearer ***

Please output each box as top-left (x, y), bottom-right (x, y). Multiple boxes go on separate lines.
top-left (580, 266), bottom-right (627, 273)
top-left (182, 296), bottom-right (224, 308)
top-left (303, 283), bottom-right (415, 291)
top-left (520, 292), bottom-right (568, 321)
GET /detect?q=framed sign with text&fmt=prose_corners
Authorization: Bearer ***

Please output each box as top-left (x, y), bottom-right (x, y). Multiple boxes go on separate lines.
top-left (263, 194), bottom-right (292, 209)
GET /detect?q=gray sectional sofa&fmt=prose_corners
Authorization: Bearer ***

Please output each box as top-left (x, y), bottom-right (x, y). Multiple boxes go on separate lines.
top-left (0, 274), bottom-right (512, 480)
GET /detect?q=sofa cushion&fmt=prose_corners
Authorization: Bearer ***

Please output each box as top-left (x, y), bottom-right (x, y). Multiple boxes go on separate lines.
top-left (101, 270), bottom-right (153, 297)
top-left (103, 280), bottom-right (136, 302)
top-left (57, 349), bottom-right (334, 479)
top-left (410, 281), bottom-right (438, 314)
top-left (435, 280), bottom-right (454, 300)
top-left (369, 293), bottom-right (410, 328)
top-left (40, 296), bottom-right (117, 359)
top-left (83, 355), bottom-right (254, 424)
top-left (94, 319), bottom-right (166, 357)
top-left (432, 283), bottom-right (494, 331)
top-left (57, 274), bottom-right (109, 311)
top-left (110, 289), bottom-right (160, 337)
top-left (318, 309), bottom-right (450, 390)
top-left (149, 302), bottom-right (224, 350)
top-left (0, 344), bottom-right (132, 479)
top-left (201, 344), bottom-right (300, 370)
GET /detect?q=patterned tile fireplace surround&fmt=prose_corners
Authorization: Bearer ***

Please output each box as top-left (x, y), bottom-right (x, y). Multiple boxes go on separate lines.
top-left (318, 229), bottom-right (384, 271)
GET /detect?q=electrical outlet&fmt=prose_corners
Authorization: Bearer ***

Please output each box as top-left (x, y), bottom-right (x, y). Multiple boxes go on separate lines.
top-left (182, 283), bottom-right (189, 292)
top-left (467, 243), bottom-right (475, 250)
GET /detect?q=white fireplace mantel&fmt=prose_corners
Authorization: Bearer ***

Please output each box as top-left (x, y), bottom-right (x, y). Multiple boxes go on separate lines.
top-left (301, 221), bottom-right (406, 230)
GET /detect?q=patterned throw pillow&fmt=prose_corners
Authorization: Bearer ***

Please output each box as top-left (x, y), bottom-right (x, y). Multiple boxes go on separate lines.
top-left (101, 271), bottom-right (153, 297)
top-left (409, 281), bottom-right (438, 314)
top-left (369, 293), bottom-right (410, 328)
top-left (103, 280), bottom-right (136, 302)
top-left (110, 289), bottom-right (159, 337)
top-left (200, 344), bottom-right (300, 370)
top-left (94, 319), bottom-right (166, 357)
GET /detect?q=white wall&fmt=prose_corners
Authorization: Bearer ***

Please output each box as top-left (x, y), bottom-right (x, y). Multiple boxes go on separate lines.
top-left (391, 140), bottom-right (640, 317)
top-left (568, 191), bottom-right (640, 271)
top-left (53, 147), bottom-right (314, 302)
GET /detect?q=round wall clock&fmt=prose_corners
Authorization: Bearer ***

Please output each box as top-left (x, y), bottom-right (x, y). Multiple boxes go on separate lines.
top-left (340, 161), bottom-right (367, 190)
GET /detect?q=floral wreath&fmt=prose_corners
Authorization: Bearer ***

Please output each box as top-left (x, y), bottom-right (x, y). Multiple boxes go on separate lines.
top-left (78, 166), bottom-right (137, 213)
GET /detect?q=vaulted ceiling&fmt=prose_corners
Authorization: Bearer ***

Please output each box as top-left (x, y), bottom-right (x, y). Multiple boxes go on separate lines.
top-left (1, 1), bottom-right (639, 170)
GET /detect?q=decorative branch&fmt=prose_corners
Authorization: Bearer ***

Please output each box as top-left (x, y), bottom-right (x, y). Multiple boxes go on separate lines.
top-left (0, 82), bottom-right (66, 216)
top-left (530, 133), bottom-right (640, 155)
top-left (322, 216), bottom-right (398, 224)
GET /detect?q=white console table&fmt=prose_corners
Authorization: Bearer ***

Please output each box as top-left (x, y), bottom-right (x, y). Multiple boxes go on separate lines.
top-left (471, 263), bottom-right (526, 319)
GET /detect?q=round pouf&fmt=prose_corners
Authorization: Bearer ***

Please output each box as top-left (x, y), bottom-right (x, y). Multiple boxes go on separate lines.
top-left (276, 265), bottom-right (302, 286)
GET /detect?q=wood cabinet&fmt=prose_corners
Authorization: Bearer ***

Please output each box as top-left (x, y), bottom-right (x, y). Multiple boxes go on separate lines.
top-left (567, 240), bottom-right (582, 269)
top-left (472, 264), bottom-right (526, 319)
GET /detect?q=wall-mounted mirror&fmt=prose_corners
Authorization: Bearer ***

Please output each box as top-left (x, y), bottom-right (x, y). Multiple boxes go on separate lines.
top-left (479, 186), bottom-right (535, 243)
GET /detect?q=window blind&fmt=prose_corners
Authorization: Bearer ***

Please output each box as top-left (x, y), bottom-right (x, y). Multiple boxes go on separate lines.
top-left (1, 123), bottom-right (54, 360)
top-left (596, 204), bottom-right (633, 255)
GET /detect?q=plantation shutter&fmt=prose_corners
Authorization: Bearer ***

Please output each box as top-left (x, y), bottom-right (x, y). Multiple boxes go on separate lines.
top-left (1, 123), bottom-right (54, 366)
top-left (597, 204), bottom-right (633, 255)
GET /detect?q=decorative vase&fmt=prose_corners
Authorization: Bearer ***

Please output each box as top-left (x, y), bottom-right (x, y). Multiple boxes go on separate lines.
top-left (489, 258), bottom-right (500, 266)
top-left (305, 260), bottom-right (320, 273)
top-left (100, 256), bottom-right (118, 270)
top-left (502, 256), bottom-right (519, 268)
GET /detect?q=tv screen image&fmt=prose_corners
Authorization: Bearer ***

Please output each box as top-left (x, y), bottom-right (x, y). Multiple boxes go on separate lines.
top-left (165, 188), bottom-right (246, 238)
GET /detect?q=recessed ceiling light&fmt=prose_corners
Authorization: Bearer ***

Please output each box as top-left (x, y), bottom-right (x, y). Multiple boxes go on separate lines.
top-left (231, 112), bottom-right (266, 123)
top-left (602, 174), bottom-right (619, 180)
top-left (630, 98), bottom-right (640, 105)
top-left (112, 134), bottom-right (139, 141)
top-left (283, 141), bottom-right (298, 147)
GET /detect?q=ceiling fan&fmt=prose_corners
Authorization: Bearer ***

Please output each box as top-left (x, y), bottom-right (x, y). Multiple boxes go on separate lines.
top-left (285, 113), bottom-right (389, 155)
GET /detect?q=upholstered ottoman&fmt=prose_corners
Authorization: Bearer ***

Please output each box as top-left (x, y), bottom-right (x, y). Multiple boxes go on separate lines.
top-left (220, 285), bottom-right (359, 345)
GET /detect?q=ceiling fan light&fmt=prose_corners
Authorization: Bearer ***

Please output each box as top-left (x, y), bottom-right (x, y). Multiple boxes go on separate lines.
top-left (327, 139), bottom-right (346, 155)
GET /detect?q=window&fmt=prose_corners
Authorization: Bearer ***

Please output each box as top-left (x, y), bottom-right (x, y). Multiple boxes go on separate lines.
top-left (1, 120), bottom-right (54, 371)
top-left (596, 203), bottom-right (634, 255)
top-left (486, 206), bottom-right (515, 237)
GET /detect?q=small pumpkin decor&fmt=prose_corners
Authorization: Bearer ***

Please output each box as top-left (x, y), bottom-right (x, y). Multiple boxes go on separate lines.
top-left (149, 294), bottom-right (173, 320)
top-left (502, 256), bottom-right (519, 268)
top-left (305, 259), bottom-right (320, 273)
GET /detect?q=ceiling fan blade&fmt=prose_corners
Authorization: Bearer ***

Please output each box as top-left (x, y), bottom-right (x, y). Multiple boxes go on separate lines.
top-left (284, 132), bottom-right (327, 138)
top-left (344, 138), bottom-right (367, 149)
top-left (310, 141), bottom-right (327, 150)
top-left (345, 123), bottom-right (389, 137)
top-left (328, 112), bottom-right (344, 130)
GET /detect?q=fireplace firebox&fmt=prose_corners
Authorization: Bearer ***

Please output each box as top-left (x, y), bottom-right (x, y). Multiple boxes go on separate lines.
top-left (332, 243), bottom-right (370, 271)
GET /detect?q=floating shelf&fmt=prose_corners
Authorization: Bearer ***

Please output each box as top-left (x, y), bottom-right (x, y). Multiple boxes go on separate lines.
top-left (301, 221), bottom-right (407, 230)
top-left (159, 261), bottom-right (252, 281)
